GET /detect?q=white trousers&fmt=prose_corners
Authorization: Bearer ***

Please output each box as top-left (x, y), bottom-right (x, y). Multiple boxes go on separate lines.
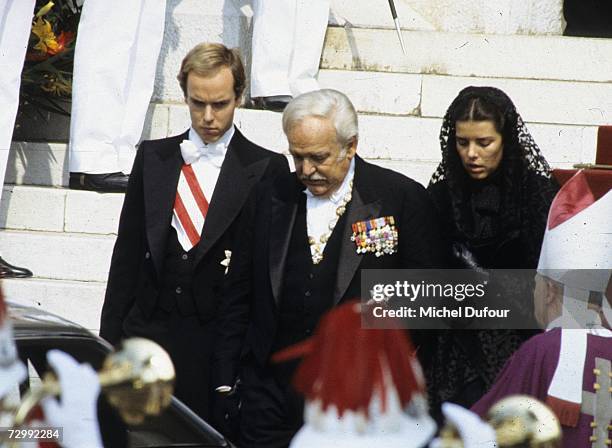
top-left (69, 0), bottom-right (166, 174)
top-left (0, 0), bottom-right (35, 193)
top-left (250, 0), bottom-right (330, 98)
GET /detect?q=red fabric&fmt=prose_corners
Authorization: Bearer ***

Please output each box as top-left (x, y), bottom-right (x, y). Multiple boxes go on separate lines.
top-left (552, 169), bottom-right (578, 186)
top-left (0, 285), bottom-right (6, 322)
top-left (174, 192), bottom-right (200, 246)
top-left (182, 164), bottom-right (209, 216)
top-left (547, 170), bottom-right (612, 230)
top-left (596, 125), bottom-right (612, 165)
top-left (545, 395), bottom-right (580, 428)
top-left (553, 168), bottom-right (612, 188)
top-left (271, 339), bottom-right (314, 362)
top-left (173, 164), bottom-right (210, 246)
top-left (273, 301), bottom-right (424, 417)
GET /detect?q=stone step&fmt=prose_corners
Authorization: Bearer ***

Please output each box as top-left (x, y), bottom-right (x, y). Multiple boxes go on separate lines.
top-left (1, 147), bottom-right (584, 238)
top-left (153, 2), bottom-right (568, 102)
top-left (189, 108), bottom-right (598, 167)
top-left (0, 185), bottom-right (123, 235)
top-left (328, 0), bottom-right (563, 36)
top-left (0, 161), bottom-right (437, 234)
top-left (6, 108), bottom-right (598, 188)
top-left (319, 70), bottom-right (612, 126)
top-left (8, 2), bottom-right (563, 119)
top-left (0, 229), bottom-right (115, 283)
top-left (14, 69), bottom-right (612, 146)
top-left (5, 142), bottom-right (68, 186)
top-left (418, 75), bottom-right (612, 127)
top-left (236, 108), bottom-right (597, 164)
top-left (321, 27), bottom-right (612, 84)
top-left (0, 162), bottom-right (443, 235)
top-left (165, 0), bottom-right (563, 42)
top-left (3, 277), bottom-right (105, 334)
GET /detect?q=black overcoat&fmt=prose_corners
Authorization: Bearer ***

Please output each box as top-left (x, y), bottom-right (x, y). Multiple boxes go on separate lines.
top-left (99, 128), bottom-right (288, 418)
top-left (212, 155), bottom-right (445, 389)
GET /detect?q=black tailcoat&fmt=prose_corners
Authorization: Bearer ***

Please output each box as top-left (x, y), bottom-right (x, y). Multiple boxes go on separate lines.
top-left (100, 128), bottom-right (289, 418)
top-left (212, 156), bottom-right (445, 446)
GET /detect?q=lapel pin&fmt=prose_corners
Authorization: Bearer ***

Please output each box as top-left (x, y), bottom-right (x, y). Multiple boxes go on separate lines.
top-left (220, 250), bottom-right (232, 274)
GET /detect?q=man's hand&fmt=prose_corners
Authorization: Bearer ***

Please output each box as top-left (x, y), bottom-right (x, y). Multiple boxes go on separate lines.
top-left (211, 385), bottom-right (241, 443)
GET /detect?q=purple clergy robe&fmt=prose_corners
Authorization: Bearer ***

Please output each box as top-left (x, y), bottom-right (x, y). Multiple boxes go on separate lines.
top-left (471, 328), bottom-right (611, 448)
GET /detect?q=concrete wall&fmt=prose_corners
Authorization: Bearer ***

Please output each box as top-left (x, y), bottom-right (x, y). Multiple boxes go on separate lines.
top-left (152, 0), bottom-right (253, 102)
top-left (152, 0), bottom-right (565, 102)
top-left (330, 0), bottom-right (564, 35)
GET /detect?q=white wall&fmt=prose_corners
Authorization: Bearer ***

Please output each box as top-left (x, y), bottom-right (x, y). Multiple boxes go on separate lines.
top-left (152, 0), bottom-right (565, 102)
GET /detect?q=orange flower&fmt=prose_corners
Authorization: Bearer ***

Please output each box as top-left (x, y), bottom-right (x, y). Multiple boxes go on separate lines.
top-left (32, 17), bottom-right (59, 55)
top-left (48, 31), bottom-right (75, 56)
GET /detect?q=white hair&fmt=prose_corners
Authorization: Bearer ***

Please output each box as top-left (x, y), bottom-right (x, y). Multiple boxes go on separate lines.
top-left (282, 89), bottom-right (358, 148)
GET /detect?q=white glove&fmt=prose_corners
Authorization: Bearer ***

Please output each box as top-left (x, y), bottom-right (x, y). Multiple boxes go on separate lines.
top-left (40, 350), bottom-right (104, 448)
top-left (441, 402), bottom-right (497, 448)
top-left (0, 321), bottom-right (27, 399)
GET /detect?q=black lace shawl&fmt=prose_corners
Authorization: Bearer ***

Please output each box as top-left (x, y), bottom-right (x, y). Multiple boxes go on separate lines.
top-left (424, 87), bottom-right (559, 420)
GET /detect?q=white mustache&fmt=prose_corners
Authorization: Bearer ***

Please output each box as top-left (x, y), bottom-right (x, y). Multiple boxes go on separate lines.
top-left (300, 175), bottom-right (327, 182)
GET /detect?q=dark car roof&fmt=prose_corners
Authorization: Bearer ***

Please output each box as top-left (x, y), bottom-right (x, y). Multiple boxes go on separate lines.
top-left (8, 302), bottom-right (106, 342)
top-left (7, 302), bottom-right (234, 447)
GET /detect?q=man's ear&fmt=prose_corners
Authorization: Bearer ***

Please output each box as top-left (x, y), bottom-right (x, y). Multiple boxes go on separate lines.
top-left (545, 278), bottom-right (563, 305)
top-left (345, 137), bottom-right (358, 160)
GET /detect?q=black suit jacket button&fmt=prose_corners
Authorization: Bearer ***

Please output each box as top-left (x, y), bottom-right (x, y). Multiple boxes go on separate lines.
top-left (308, 273), bottom-right (314, 280)
top-left (305, 329), bottom-right (312, 335)
top-left (182, 254), bottom-right (189, 260)
top-left (304, 290), bottom-right (312, 297)
top-left (175, 286), bottom-right (183, 294)
top-left (145, 251), bottom-right (151, 259)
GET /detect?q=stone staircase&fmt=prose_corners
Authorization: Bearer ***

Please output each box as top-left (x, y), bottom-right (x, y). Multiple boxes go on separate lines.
top-left (2, 13), bottom-right (610, 333)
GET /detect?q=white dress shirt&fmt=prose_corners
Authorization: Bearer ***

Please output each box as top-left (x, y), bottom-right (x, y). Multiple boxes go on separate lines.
top-left (186, 126), bottom-right (234, 200)
top-left (171, 126), bottom-right (234, 250)
top-left (305, 157), bottom-right (355, 258)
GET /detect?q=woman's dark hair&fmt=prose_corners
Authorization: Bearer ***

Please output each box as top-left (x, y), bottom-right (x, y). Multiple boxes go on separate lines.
top-left (451, 96), bottom-right (506, 134)
top-left (446, 87), bottom-right (521, 173)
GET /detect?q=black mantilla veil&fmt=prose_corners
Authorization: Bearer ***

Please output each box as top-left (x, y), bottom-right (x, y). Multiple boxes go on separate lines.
top-left (429, 85), bottom-right (555, 269)
top-left (423, 86), bottom-right (559, 421)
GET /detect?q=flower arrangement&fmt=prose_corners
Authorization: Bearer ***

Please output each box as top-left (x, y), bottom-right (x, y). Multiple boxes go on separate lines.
top-left (20, 0), bottom-right (82, 116)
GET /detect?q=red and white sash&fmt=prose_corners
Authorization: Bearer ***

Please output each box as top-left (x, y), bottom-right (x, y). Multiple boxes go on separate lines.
top-left (172, 163), bottom-right (209, 251)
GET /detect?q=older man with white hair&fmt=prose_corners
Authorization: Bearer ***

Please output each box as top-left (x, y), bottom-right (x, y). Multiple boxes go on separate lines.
top-left (212, 89), bottom-right (445, 447)
top-left (472, 170), bottom-right (612, 448)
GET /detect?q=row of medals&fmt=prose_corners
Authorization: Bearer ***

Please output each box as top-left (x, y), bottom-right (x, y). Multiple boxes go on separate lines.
top-left (351, 216), bottom-right (398, 257)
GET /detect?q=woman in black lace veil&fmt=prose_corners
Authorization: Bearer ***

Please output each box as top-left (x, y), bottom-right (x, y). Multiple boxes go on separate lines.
top-left (425, 86), bottom-right (559, 420)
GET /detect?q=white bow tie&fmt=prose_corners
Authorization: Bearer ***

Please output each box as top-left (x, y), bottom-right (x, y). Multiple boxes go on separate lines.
top-left (180, 139), bottom-right (226, 166)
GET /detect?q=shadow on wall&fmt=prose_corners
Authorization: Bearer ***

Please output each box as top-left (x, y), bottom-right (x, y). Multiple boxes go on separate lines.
top-left (0, 141), bottom-right (68, 232)
top-left (223, 0), bottom-right (254, 103)
top-left (152, 0), bottom-right (180, 105)
top-left (223, 0), bottom-right (254, 66)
